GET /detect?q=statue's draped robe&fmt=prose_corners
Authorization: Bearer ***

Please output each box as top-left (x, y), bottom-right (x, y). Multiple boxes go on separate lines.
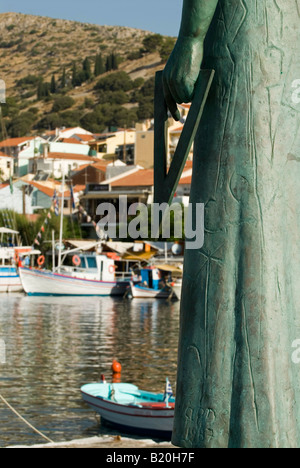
top-left (173, 0), bottom-right (300, 448)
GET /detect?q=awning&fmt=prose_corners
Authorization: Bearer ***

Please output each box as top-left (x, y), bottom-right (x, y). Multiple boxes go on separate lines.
top-left (105, 241), bottom-right (135, 255)
top-left (153, 264), bottom-right (183, 274)
top-left (64, 240), bottom-right (102, 251)
top-left (122, 251), bottom-right (157, 261)
top-left (0, 227), bottom-right (19, 235)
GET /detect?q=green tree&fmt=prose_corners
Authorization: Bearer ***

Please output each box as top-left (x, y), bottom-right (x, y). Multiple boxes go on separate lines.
top-left (111, 52), bottom-right (118, 70)
top-left (94, 54), bottom-right (105, 76)
top-left (37, 112), bottom-right (64, 130)
top-left (50, 74), bottom-right (57, 94)
top-left (83, 57), bottom-right (92, 81)
top-left (105, 54), bottom-right (112, 72)
top-left (8, 111), bottom-right (37, 137)
top-left (159, 37), bottom-right (176, 62)
top-left (37, 79), bottom-right (50, 100)
top-left (142, 34), bottom-right (164, 53)
top-left (52, 96), bottom-right (75, 113)
top-left (95, 71), bottom-right (133, 93)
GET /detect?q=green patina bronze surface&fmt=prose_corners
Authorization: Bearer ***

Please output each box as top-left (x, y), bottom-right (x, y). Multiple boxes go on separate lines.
top-left (162, 0), bottom-right (300, 448)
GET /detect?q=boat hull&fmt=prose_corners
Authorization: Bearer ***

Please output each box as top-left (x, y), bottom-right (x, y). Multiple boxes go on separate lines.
top-left (19, 267), bottom-right (129, 297)
top-left (130, 282), bottom-right (173, 299)
top-left (0, 268), bottom-right (23, 293)
top-left (81, 388), bottom-right (174, 439)
top-left (171, 281), bottom-right (182, 301)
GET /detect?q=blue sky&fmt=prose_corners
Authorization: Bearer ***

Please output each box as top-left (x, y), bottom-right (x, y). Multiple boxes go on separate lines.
top-left (0, 0), bottom-right (183, 36)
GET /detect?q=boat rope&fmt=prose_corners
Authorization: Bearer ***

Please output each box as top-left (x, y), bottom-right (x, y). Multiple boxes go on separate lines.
top-left (0, 393), bottom-right (54, 444)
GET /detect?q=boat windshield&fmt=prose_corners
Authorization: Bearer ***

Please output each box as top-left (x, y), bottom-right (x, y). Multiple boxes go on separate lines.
top-left (84, 256), bottom-right (97, 269)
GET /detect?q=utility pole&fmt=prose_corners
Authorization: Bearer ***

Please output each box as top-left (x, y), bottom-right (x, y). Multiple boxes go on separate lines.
top-left (22, 186), bottom-right (26, 216)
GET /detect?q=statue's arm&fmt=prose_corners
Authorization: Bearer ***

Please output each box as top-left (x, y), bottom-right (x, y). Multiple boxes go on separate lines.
top-left (163, 0), bottom-right (219, 120)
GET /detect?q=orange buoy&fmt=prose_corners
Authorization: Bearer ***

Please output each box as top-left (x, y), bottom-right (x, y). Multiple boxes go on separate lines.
top-left (111, 360), bottom-right (122, 374)
top-left (112, 372), bottom-right (121, 384)
top-left (72, 255), bottom-right (81, 267)
top-left (37, 255), bottom-right (45, 267)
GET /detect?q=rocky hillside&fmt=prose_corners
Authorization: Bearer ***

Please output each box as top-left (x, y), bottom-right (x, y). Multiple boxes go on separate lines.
top-left (0, 12), bottom-right (175, 137)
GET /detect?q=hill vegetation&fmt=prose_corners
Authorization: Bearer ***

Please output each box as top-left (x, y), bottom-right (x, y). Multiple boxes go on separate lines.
top-left (0, 13), bottom-right (176, 137)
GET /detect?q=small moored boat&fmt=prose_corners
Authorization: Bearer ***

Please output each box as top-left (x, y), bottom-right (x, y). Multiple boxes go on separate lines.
top-left (81, 380), bottom-right (175, 439)
top-left (129, 267), bottom-right (175, 299)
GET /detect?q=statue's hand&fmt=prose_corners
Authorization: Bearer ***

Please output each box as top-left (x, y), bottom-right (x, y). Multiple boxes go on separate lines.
top-left (162, 36), bottom-right (204, 121)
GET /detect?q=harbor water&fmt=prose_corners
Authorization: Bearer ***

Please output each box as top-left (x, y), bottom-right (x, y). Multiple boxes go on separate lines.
top-left (0, 295), bottom-right (180, 447)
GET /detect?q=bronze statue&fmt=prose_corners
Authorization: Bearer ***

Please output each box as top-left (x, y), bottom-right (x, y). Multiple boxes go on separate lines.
top-left (163, 0), bottom-right (300, 448)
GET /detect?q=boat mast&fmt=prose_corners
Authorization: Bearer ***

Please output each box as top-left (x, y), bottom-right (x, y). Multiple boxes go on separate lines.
top-left (58, 169), bottom-right (65, 272)
top-left (52, 229), bottom-right (55, 272)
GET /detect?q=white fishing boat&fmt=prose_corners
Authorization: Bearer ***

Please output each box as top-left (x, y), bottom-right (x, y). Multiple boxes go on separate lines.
top-left (0, 228), bottom-right (39, 293)
top-left (19, 253), bottom-right (131, 297)
top-left (18, 167), bottom-right (136, 297)
top-left (81, 380), bottom-right (175, 439)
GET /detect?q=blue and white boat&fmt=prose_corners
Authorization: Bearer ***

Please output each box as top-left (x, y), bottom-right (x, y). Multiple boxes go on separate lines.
top-left (0, 259), bottom-right (22, 293)
top-left (81, 379), bottom-right (175, 439)
top-left (130, 267), bottom-right (175, 299)
top-left (0, 228), bottom-right (38, 293)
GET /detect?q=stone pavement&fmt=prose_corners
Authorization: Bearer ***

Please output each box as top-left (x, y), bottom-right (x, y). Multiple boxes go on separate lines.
top-left (7, 435), bottom-right (176, 449)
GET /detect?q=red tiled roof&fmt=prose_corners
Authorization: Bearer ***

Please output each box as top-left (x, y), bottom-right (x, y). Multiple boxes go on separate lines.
top-left (74, 134), bottom-right (95, 142)
top-left (0, 151), bottom-right (11, 158)
top-left (0, 137), bottom-right (35, 147)
top-left (73, 160), bottom-right (110, 173)
top-left (58, 138), bottom-right (84, 145)
top-left (178, 175), bottom-right (192, 185)
top-left (26, 180), bottom-right (85, 198)
top-left (111, 169), bottom-right (154, 188)
top-left (110, 166), bottom-right (192, 188)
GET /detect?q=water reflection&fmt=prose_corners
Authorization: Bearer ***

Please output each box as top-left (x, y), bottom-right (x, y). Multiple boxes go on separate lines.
top-left (0, 295), bottom-right (180, 446)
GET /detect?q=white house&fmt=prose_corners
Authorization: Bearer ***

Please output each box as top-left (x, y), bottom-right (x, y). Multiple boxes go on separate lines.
top-left (43, 127), bottom-right (93, 142)
top-left (29, 152), bottom-right (99, 179)
top-left (0, 152), bottom-right (14, 181)
top-left (0, 183), bottom-right (33, 214)
top-left (0, 136), bottom-right (46, 177)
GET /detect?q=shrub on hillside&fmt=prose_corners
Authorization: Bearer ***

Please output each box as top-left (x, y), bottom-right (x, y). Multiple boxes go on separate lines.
top-left (94, 71), bottom-right (133, 93)
top-left (52, 96), bottom-right (75, 112)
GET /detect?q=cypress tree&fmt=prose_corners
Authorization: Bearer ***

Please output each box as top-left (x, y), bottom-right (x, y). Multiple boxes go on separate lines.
top-left (61, 67), bottom-right (66, 88)
top-left (105, 54), bottom-right (112, 72)
top-left (50, 74), bottom-right (56, 94)
top-left (83, 57), bottom-right (92, 81)
top-left (111, 53), bottom-right (118, 70)
top-left (94, 54), bottom-right (105, 76)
